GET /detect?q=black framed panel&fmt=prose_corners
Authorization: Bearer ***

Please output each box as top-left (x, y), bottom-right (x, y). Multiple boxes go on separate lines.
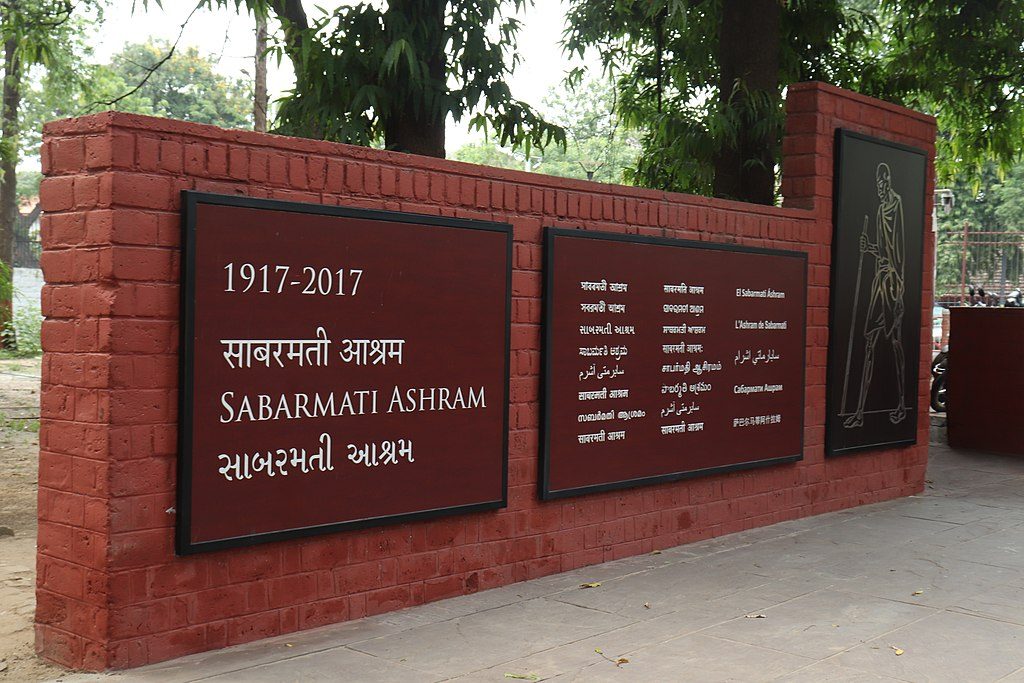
top-left (541, 227), bottom-right (808, 499)
top-left (826, 130), bottom-right (928, 456)
top-left (177, 191), bottom-right (511, 554)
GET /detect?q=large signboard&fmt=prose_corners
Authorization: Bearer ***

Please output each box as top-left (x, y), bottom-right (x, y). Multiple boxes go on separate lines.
top-left (542, 229), bottom-right (807, 499)
top-left (826, 130), bottom-right (927, 456)
top-left (177, 192), bottom-right (510, 554)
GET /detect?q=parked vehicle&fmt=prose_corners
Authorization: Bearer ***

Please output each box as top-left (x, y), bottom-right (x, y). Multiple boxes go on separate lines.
top-left (930, 349), bottom-right (947, 412)
top-left (932, 305), bottom-right (944, 351)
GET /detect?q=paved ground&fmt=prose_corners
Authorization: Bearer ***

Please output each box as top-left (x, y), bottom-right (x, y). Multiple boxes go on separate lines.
top-left (62, 438), bottom-right (1024, 682)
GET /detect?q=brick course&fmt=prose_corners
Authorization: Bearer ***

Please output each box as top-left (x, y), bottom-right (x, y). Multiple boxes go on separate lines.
top-left (37, 81), bottom-right (936, 670)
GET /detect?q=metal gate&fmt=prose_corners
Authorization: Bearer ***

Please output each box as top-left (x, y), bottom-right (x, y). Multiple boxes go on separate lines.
top-left (935, 223), bottom-right (1024, 305)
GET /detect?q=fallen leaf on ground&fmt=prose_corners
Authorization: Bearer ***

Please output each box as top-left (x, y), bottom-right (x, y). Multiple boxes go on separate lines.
top-left (579, 582), bottom-right (601, 589)
top-left (912, 590), bottom-right (923, 596)
top-left (504, 674), bottom-right (539, 681)
top-left (595, 648), bottom-right (630, 667)
top-left (890, 645), bottom-right (904, 656)
top-left (643, 602), bottom-right (651, 609)
top-left (744, 613), bottom-right (767, 619)
top-left (651, 550), bottom-right (662, 555)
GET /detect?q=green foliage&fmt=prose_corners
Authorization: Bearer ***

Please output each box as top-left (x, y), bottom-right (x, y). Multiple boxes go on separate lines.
top-left (23, 39), bottom-right (253, 157)
top-left (563, 0), bottom-right (877, 197)
top-left (454, 77), bottom-right (640, 184)
top-left (105, 41), bottom-right (252, 127)
top-left (2, 2), bottom-right (104, 174)
top-left (15, 170), bottom-right (40, 199)
top-left (565, 0), bottom-right (1024, 196)
top-left (0, 261), bottom-right (12, 305)
top-left (0, 302), bottom-right (41, 357)
top-left (865, 1), bottom-right (1024, 182)
top-left (994, 164), bottom-right (1024, 231)
top-left (452, 142), bottom-right (523, 170)
top-left (211, 0), bottom-right (563, 156)
top-left (935, 161), bottom-right (1024, 295)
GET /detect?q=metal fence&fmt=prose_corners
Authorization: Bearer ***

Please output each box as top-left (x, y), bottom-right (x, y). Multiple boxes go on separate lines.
top-left (935, 223), bottom-right (1024, 305)
top-left (13, 239), bottom-right (40, 269)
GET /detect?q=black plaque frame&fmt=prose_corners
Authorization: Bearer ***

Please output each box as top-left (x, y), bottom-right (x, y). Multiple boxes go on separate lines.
top-left (177, 191), bottom-right (512, 555)
top-left (540, 227), bottom-right (808, 500)
top-left (826, 130), bottom-right (928, 456)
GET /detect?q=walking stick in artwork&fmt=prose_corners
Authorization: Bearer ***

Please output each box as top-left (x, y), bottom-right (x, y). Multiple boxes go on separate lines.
top-left (840, 215), bottom-right (870, 418)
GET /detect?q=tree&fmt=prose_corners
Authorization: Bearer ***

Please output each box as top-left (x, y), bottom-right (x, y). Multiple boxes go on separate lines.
top-left (22, 40), bottom-right (254, 157)
top-left (934, 162), bottom-right (1024, 298)
top-left (208, 0), bottom-right (563, 158)
top-left (254, 14), bottom-right (268, 132)
top-left (536, 77), bottom-right (640, 184)
top-left (453, 77), bottom-right (641, 184)
top-left (1, 1), bottom-right (101, 337)
top-left (866, 1), bottom-right (1024, 181)
top-left (565, 1), bottom-right (1024, 204)
top-left (15, 169), bottom-right (40, 199)
top-left (452, 142), bottom-right (523, 171)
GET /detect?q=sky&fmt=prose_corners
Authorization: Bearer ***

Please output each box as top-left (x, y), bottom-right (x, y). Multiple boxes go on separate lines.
top-left (92, 0), bottom-right (593, 151)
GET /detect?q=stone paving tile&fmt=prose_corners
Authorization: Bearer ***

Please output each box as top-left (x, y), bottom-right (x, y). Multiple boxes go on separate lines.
top-left (834, 610), bottom-right (1024, 682)
top-left (346, 596), bottom-right (633, 678)
top-left (547, 561), bottom-right (776, 619)
top-left (550, 633), bottom-right (815, 682)
top-left (928, 467), bottom-right (1021, 495)
top-left (900, 517), bottom-right (1016, 552)
top-left (860, 495), bottom-right (1006, 525)
top-left (445, 601), bottom-right (731, 681)
top-left (780, 660), bottom-right (912, 682)
top-left (688, 533), bottom-right (883, 582)
top-left (783, 514), bottom-right (959, 549)
top-left (197, 645), bottom-right (440, 682)
top-left (936, 527), bottom-right (1024, 572)
top-left (1002, 666), bottom-right (1024, 681)
top-left (949, 583), bottom-right (1024, 626)
top-left (826, 552), bottom-right (1022, 609)
top-left (701, 588), bottom-right (935, 660)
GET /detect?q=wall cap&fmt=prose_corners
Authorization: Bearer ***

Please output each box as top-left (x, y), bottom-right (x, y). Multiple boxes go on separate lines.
top-left (42, 111), bottom-right (817, 221)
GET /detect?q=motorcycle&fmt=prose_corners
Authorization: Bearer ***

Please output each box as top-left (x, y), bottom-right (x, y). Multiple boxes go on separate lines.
top-left (930, 349), bottom-right (947, 412)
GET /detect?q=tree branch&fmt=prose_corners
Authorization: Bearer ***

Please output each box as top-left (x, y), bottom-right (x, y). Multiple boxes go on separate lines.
top-left (82, 0), bottom-right (203, 112)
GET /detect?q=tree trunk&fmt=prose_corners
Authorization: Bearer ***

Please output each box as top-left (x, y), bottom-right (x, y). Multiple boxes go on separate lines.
top-left (382, 0), bottom-right (447, 158)
top-left (0, 35), bottom-right (21, 342)
top-left (713, 0), bottom-right (780, 205)
top-left (254, 13), bottom-right (268, 133)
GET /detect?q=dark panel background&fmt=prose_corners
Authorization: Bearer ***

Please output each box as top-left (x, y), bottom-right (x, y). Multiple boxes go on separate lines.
top-left (178, 193), bottom-right (510, 553)
top-left (826, 130), bottom-right (927, 455)
top-left (543, 229), bottom-right (807, 498)
top-left (947, 308), bottom-right (1024, 455)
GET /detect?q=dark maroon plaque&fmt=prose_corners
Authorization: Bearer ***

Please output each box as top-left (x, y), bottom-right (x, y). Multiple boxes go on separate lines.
top-left (177, 192), bottom-right (510, 554)
top-left (542, 228), bottom-right (807, 498)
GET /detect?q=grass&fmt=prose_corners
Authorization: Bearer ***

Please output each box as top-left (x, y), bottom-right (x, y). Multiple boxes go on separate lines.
top-left (0, 415), bottom-right (39, 433)
top-left (0, 303), bottom-right (42, 359)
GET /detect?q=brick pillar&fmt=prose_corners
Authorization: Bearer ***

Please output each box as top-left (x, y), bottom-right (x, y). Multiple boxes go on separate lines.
top-left (37, 117), bottom-right (181, 669)
top-left (782, 81), bottom-right (937, 493)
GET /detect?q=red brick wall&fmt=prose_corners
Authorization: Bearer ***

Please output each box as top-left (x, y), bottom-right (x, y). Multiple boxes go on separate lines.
top-left (36, 81), bottom-right (936, 670)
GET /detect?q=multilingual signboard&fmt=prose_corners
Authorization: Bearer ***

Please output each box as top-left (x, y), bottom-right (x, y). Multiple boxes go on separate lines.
top-left (542, 228), bottom-right (807, 499)
top-left (177, 192), bottom-right (511, 554)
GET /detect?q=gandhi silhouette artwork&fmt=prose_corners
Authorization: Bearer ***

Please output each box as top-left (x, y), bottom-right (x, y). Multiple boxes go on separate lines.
top-left (841, 162), bottom-right (907, 428)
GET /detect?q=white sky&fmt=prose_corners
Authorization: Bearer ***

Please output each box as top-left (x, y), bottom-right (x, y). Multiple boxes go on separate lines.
top-left (91, 0), bottom-right (592, 151)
